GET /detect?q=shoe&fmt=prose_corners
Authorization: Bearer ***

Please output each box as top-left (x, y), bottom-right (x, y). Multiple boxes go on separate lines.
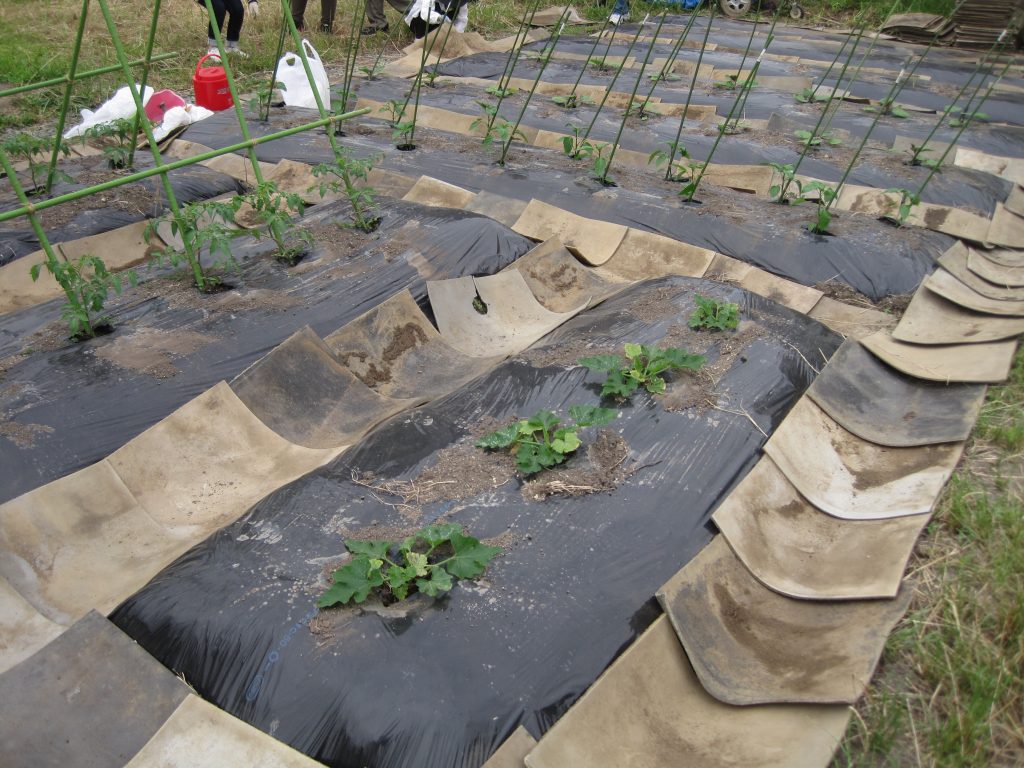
top-left (206, 46), bottom-right (221, 58)
top-left (226, 45), bottom-right (248, 57)
top-left (361, 22), bottom-right (389, 34)
top-left (609, 12), bottom-right (627, 24)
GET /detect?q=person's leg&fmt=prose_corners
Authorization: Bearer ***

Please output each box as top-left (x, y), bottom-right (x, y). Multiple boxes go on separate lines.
top-left (319, 0), bottom-right (337, 32)
top-left (363, 0), bottom-right (389, 30)
top-left (610, 0), bottom-right (629, 22)
top-left (290, 0), bottom-right (308, 30)
top-left (224, 0), bottom-right (245, 43)
top-left (200, 0), bottom-right (227, 45)
top-left (385, 0), bottom-right (412, 17)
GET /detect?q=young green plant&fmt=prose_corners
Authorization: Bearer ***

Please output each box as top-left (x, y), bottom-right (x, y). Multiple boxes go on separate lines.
top-left (580, 343), bottom-right (705, 398)
top-left (241, 180), bottom-right (312, 265)
top-left (318, 523), bottom-right (500, 607)
top-left (311, 146), bottom-right (380, 232)
top-left (83, 117), bottom-right (139, 169)
top-left (1, 133), bottom-right (72, 193)
top-left (883, 188), bottom-right (920, 226)
top-left (689, 295), bottom-right (740, 331)
top-left (149, 197), bottom-right (244, 291)
top-left (476, 405), bottom-right (617, 475)
top-left (30, 251), bottom-right (136, 340)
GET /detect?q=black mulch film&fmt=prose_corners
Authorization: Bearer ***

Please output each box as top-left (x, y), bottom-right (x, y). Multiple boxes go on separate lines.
top-left (112, 276), bottom-right (842, 767)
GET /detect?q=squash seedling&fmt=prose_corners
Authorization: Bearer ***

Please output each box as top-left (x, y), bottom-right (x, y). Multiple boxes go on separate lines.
top-left (477, 405), bottom-right (617, 475)
top-left (319, 524), bottom-right (500, 607)
top-left (580, 344), bottom-right (705, 398)
top-left (689, 295), bottom-right (740, 331)
top-left (30, 252), bottom-right (136, 340)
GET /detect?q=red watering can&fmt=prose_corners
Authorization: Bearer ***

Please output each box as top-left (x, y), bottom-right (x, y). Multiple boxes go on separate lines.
top-left (193, 54), bottom-right (233, 111)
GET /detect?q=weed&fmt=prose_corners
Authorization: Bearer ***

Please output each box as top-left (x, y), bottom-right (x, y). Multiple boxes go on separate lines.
top-left (83, 117), bottom-right (138, 169)
top-left (311, 147), bottom-right (380, 233)
top-left (476, 405), bottom-right (617, 475)
top-left (30, 253), bottom-right (135, 340)
top-left (318, 523), bottom-right (500, 607)
top-left (580, 343), bottom-right (705, 398)
top-left (883, 188), bottom-right (920, 226)
top-left (1, 132), bottom-right (71, 193)
top-left (149, 197), bottom-right (243, 290)
top-left (689, 295), bottom-right (741, 331)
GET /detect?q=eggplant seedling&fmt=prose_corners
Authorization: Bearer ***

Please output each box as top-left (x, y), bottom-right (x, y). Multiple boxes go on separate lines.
top-left (794, 129), bottom-right (841, 148)
top-left (30, 253), bottom-right (136, 340)
top-left (649, 142), bottom-right (697, 182)
top-left (794, 86), bottom-right (830, 103)
top-left (477, 405), bottom-right (617, 475)
top-left (551, 93), bottom-right (592, 109)
top-left (864, 98), bottom-right (909, 118)
top-left (804, 181), bottom-right (837, 234)
top-left (883, 188), bottom-right (920, 226)
top-left (319, 524), bottom-right (500, 607)
top-left (689, 295), bottom-right (740, 331)
top-left (580, 343), bottom-right (705, 398)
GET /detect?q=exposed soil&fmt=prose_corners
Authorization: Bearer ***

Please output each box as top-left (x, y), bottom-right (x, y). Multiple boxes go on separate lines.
top-left (0, 416), bottom-right (53, 448)
top-left (814, 279), bottom-right (911, 317)
top-left (522, 429), bottom-right (630, 500)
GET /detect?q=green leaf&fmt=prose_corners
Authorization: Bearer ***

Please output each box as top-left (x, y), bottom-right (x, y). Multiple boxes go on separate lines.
top-left (550, 429), bottom-right (581, 455)
top-left (345, 539), bottom-right (390, 559)
top-left (515, 444), bottom-right (546, 474)
top-left (416, 567), bottom-right (453, 596)
top-left (562, 136), bottom-right (574, 155)
top-left (571, 404), bottom-right (618, 428)
top-left (444, 532), bottom-right (501, 579)
top-left (601, 370), bottom-right (638, 399)
top-left (416, 523), bottom-right (462, 547)
top-left (660, 348), bottom-right (708, 370)
top-left (644, 376), bottom-right (667, 394)
top-left (29, 263), bottom-right (42, 282)
top-left (623, 342), bottom-right (643, 360)
top-left (405, 551), bottom-right (429, 577)
top-left (526, 410), bottom-right (560, 434)
top-left (579, 354), bottom-right (622, 372)
top-left (319, 556), bottom-right (384, 606)
top-left (385, 562), bottom-right (417, 599)
top-left (891, 106), bottom-right (909, 119)
top-left (476, 423), bottom-right (521, 449)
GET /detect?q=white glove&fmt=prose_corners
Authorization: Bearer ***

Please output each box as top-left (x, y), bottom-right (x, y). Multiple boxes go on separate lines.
top-left (453, 2), bottom-right (468, 32)
top-left (248, 0), bottom-right (259, 16)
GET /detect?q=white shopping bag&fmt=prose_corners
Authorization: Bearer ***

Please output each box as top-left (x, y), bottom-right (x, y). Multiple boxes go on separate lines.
top-left (277, 40), bottom-right (331, 110)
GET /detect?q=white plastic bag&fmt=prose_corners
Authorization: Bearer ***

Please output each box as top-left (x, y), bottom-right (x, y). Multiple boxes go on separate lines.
top-left (277, 40), bottom-right (331, 110)
top-left (63, 85), bottom-right (154, 139)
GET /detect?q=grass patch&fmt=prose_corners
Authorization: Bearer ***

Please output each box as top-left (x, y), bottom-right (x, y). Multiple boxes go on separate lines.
top-left (834, 350), bottom-right (1024, 768)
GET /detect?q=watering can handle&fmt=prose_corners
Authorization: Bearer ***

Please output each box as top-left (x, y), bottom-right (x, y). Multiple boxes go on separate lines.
top-left (195, 53), bottom-right (222, 74)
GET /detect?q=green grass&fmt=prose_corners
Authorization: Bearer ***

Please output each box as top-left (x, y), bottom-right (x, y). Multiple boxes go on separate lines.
top-left (834, 350), bottom-right (1024, 768)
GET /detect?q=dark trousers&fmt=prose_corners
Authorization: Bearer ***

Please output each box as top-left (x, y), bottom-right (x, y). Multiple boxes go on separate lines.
top-left (198, 0), bottom-right (245, 43)
top-left (290, 0), bottom-right (338, 32)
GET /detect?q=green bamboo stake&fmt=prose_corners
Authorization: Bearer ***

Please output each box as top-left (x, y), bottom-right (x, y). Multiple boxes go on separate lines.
top-left (96, 0), bottom-right (202, 286)
top-left (261, 13), bottom-right (289, 123)
top-left (634, 7), bottom-right (700, 117)
top-left (807, 29), bottom-right (854, 102)
top-left (777, 24), bottom-right (865, 201)
top-left (727, 5), bottom-right (783, 132)
top-left (599, 11), bottom-right (670, 183)
top-left (341, 0), bottom-right (370, 112)
top-left (684, 30), bottom-right (775, 202)
top-left (911, 28), bottom-right (1013, 166)
top-left (914, 56), bottom-right (1015, 196)
top-left (493, 0), bottom-right (541, 93)
top-left (0, 107), bottom-right (370, 225)
top-left (729, 7), bottom-right (761, 85)
top-left (0, 53), bottom-right (177, 100)
top-left (564, 14), bottom-right (614, 104)
top-left (665, 2), bottom-right (717, 180)
top-left (487, 0), bottom-right (545, 132)
top-left (428, 2), bottom-right (462, 85)
top-left (578, 16), bottom-right (649, 147)
top-left (883, 0), bottom-right (969, 109)
top-left (44, 0), bottom-right (89, 194)
top-left (497, 5), bottom-right (574, 165)
top-left (1, 148), bottom-right (65, 275)
top-left (127, 0), bottom-right (163, 167)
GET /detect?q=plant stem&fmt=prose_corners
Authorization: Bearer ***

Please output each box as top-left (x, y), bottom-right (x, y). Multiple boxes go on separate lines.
top-left (666, 3), bottom-right (717, 180)
top-left (600, 11), bottom-right (669, 183)
top-left (728, 6), bottom-right (783, 130)
top-left (808, 28), bottom-right (853, 102)
top-left (685, 31), bottom-right (776, 202)
top-left (778, 24), bottom-right (865, 201)
top-left (579, 16), bottom-right (649, 147)
top-left (566, 14), bottom-right (613, 101)
top-left (341, 0), bottom-right (369, 111)
top-left (732, 7), bottom-right (760, 83)
top-left (499, 5), bottom-right (573, 164)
